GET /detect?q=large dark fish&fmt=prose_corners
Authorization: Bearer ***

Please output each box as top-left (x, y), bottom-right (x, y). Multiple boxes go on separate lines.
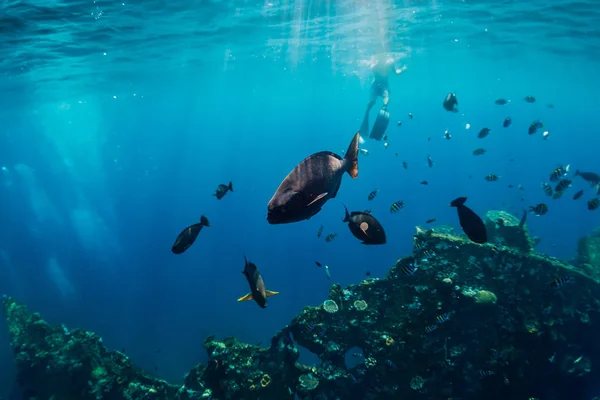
top-left (267, 132), bottom-right (360, 224)
top-left (343, 206), bottom-right (386, 245)
top-left (171, 216), bottom-right (210, 254)
top-left (213, 182), bottom-right (233, 199)
top-left (450, 197), bottom-right (487, 244)
top-left (442, 93), bottom-right (458, 112)
top-left (575, 170), bottom-right (600, 184)
top-left (237, 256), bottom-right (279, 309)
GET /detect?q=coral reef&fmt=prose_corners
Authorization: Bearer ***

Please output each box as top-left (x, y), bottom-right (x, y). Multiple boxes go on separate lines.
top-left (4, 211), bottom-right (600, 399)
top-left (577, 227), bottom-right (600, 281)
top-left (484, 209), bottom-right (534, 252)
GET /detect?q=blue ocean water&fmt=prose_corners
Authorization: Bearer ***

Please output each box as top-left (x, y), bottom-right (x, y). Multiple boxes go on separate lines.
top-left (0, 0), bottom-right (599, 396)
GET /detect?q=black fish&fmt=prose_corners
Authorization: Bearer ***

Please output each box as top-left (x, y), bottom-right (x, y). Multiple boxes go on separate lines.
top-left (171, 216), bottom-right (210, 254)
top-left (317, 225), bottom-right (323, 237)
top-left (529, 203), bottom-right (548, 216)
top-left (420, 180), bottom-right (428, 185)
top-left (495, 98), bottom-right (508, 105)
top-left (541, 182), bottom-right (553, 196)
top-left (485, 174), bottom-right (499, 182)
top-left (550, 165), bottom-right (570, 182)
top-left (213, 182), bottom-right (233, 199)
top-left (528, 122), bottom-right (542, 135)
top-left (442, 93), bottom-right (459, 112)
top-left (524, 95), bottom-right (536, 103)
top-left (390, 200), bottom-right (404, 213)
top-left (478, 128), bottom-right (491, 138)
top-left (555, 179), bottom-right (572, 193)
top-left (427, 155), bottom-right (433, 168)
top-left (402, 161), bottom-right (408, 169)
top-left (450, 197), bottom-right (487, 244)
top-left (368, 189), bottom-right (379, 201)
top-left (575, 170), bottom-right (600, 184)
top-left (473, 148), bottom-right (486, 156)
top-left (237, 256), bottom-right (279, 308)
top-left (267, 132), bottom-right (359, 224)
top-left (315, 261), bottom-right (322, 267)
top-left (343, 206), bottom-right (386, 245)
top-left (503, 117), bottom-right (512, 128)
top-left (426, 218), bottom-right (437, 224)
top-left (588, 198), bottom-right (599, 211)
top-left (573, 190), bottom-right (584, 200)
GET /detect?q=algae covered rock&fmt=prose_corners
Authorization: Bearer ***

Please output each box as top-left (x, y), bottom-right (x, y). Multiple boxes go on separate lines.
top-left (484, 209), bottom-right (534, 252)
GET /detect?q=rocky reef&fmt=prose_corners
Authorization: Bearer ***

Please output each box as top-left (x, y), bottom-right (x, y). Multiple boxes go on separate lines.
top-left (4, 213), bottom-right (600, 399)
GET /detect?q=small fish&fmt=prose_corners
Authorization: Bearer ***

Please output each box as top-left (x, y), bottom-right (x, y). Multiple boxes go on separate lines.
top-left (550, 276), bottom-right (571, 289)
top-left (541, 182), bottom-right (553, 196)
top-left (495, 98), bottom-right (509, 105)
top-left (237, 256), bottom-right (279, 309)
top-left (421, 249), bottom-right (436, 259)
top-left (555, 179), bottom-right (572, 193)
top-left (317, 225), bottom-right (324, 237)
top-left (314, 261), bottom-right (323, 268)
top-left (552, 191), bottom-right (564, 200)
top-left (588, 198), bottom-right (599, 210)
top-left (477, 128), bottom-right (491, 138)
top-left (573, 190), bottom-right (584, 200)
top-left (408, 112), bottom-right (413, 119)
top-left (397, 121), bottom-right (402, 127)
top-left (524, 95), bottom-right (536, 103)
top-left (368, 189), bottom-right (379, 201)
top-left (485, 174), bottom-right (499, 182)
top-left (425, 324), bottom-right (438, 333)
top-left (267, 132), bottom-right (359, 224)
top-left (359, 148), bottom-right (369, 156)
top-left (390, 201), bottom-right (404, 213)
top-left (401, 262), bottom-right (418, 276)
top-left (442, 93), bottom-right (459, 112)
top-left (427, 155), bottom-right (433, 168)
top-left (213, 181), bottom-right (233, 199)
top-left (420, 180), bottom-right (428, 185)
top-left (542, 130), bottom-right (550, 139)
top-left (528, 121), bottom-right (543, 135)
top-left (171, 216), bottom-right (210, 254)
top-left (479, 370), bottom-right (496, 377)
top-left (343, 206), bottom-right (387, 245)
top-left (575, 170), bottom-right (600, 184)
top-left (503, 117), bottom-right (512, 128)
top-left (444, 130), bottom-right (451, 140)
top-left (426, 218), bottom-right (437, 224)
top-left (324, 265), bottom-right (331, 279)
top-left (574, 355), bottom-right (583, 364)
top-left (402, 161), bottom-right (408, 169)
top-left (548, 353), bottom-right (556, 363)
top-left (472, 148), bottom-right (486, 156)
top-left (450, 197), bottom-right (487, 244)
top-left (325, 233), bottom-right (337, 242)
top-left (529, 203), bottom-right (548, 216)
top-left (413, 240), bottom-right (424, 251)
top-left (550, 165), bottom-right (570, 182)
top-left (436, 313), bottom-right (451, 324)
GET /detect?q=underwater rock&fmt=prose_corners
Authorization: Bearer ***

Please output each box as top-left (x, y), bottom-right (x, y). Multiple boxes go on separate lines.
top-left (484, 210), bottom-right (535, 252)
top-left (5, 227), bottom-right (600, 399)
top-left (576, 227), bottom-right (600, 281)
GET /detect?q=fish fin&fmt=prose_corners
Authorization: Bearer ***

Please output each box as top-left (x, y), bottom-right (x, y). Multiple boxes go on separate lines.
top-left (228, 181), bottom-right (233, 192)
top-left (237, 293), bottom-right (253, 302)
top-left (265, 290), bottom-right (279, 297)
top-left (450, 197), bottom-right (467, 207)
top-left (342, 204), bottom-right (350, 222)
top-left (200, 215), bottom-right (210, 227)
top-left (306, 192), bottom-right (328, 207)
top-left (345, 132), bottom-right (360, 178)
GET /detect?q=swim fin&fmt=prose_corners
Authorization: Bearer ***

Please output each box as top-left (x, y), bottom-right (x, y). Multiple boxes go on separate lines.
top-left (369, 106), bottom-right (390, 141)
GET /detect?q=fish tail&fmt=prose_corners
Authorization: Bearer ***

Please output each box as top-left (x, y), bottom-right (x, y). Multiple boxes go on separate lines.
top-left (342, 204), bottom-right (351, 222)
top-left (345, 132), bottom-right (360, 178)
top-left (450, 196), bottom-right (467, 207)
top-left (200, 215), bottom-right (210, 227)
top-left (228, 181), bottom-right (234, 192)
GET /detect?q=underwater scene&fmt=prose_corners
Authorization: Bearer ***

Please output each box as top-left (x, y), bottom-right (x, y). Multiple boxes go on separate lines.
top-left (1, 0), bottom-right (600, 399)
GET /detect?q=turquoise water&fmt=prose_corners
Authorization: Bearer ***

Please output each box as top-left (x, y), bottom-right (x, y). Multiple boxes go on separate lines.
top-left (1, 0), bottom-right (600, 396)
